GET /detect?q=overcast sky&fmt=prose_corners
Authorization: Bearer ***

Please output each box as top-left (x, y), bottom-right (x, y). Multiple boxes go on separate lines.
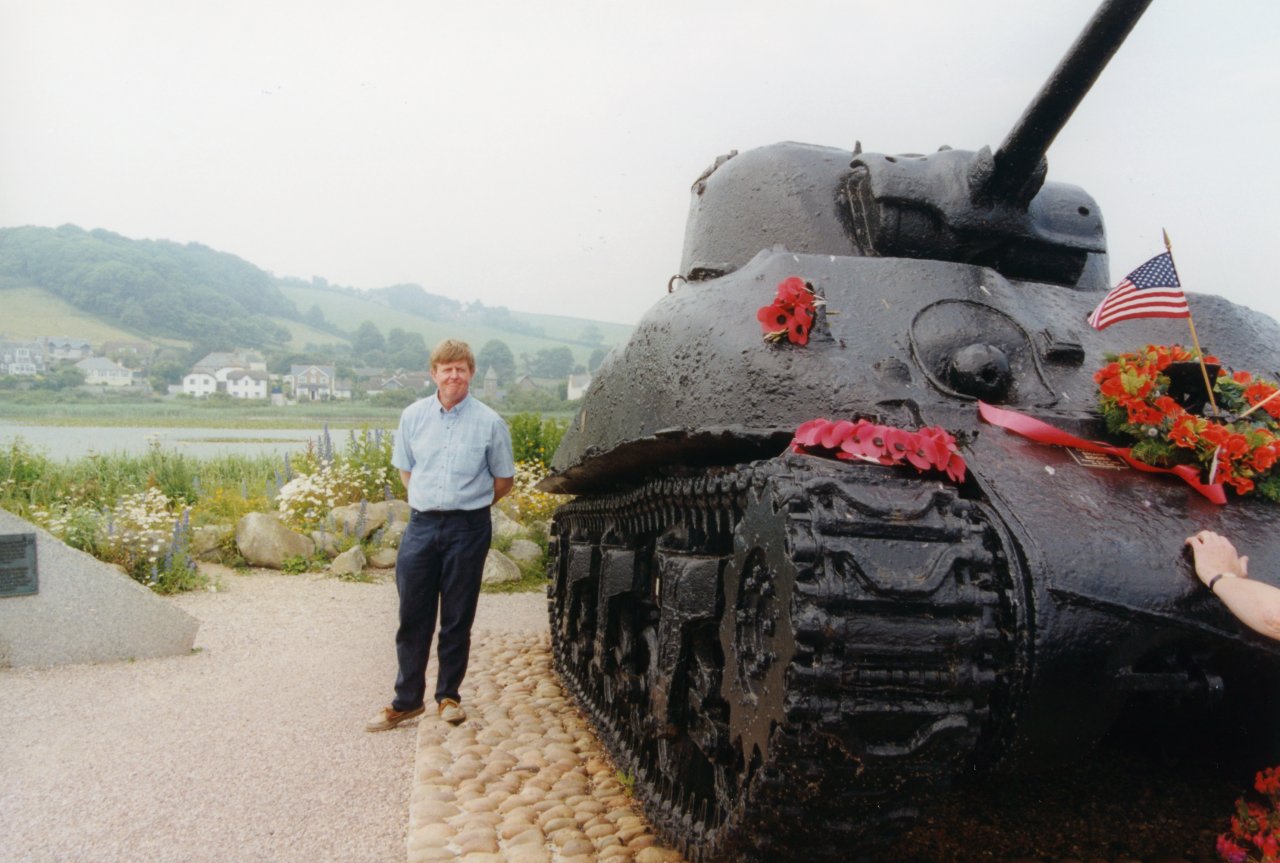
top-left (2, 1), bottom-right (1278, 328)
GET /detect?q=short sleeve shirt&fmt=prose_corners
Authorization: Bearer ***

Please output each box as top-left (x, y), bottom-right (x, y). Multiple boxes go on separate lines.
top-left (391, 393), bottom-right (515, 512)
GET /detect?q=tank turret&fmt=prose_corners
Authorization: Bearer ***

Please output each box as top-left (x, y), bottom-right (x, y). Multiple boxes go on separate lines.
top-left (542, 1), bottom-right (1280, 860)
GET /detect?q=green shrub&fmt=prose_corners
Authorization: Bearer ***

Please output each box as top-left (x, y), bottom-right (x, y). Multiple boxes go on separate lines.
top-left (508, 413), bottom-right (568, 468)
top-left (281, 555), bottom-right (311, 574)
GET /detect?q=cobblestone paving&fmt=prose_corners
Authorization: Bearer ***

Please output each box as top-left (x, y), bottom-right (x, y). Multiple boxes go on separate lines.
top-left (406, 631), bottom-right (683, 863)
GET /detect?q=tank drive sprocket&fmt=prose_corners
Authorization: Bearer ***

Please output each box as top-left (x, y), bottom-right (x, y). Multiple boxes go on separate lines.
top-left (548, 455), bottom-right (1021, 861)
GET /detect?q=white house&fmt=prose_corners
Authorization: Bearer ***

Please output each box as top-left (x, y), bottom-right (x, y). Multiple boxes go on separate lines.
top-left (75, 357), bottom-right (134, 386)
top-left (0, 340), bottom-right (45, 375)
top-left (567, 373), bottom-right (592, 401)
top-left (182, 371), bottom-right (217, 397)
top-left (225, 369), bottom-right (269, 400)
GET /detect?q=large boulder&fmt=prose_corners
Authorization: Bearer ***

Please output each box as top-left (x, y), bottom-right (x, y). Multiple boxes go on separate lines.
top-left (235, 513), bottom-right (314, 569)
top-left (330, 545), bottom-right (367, 577)
top-left (329, 501), bottom-right (389, 541)
top-left (481, 549), bottom-right (521, 585)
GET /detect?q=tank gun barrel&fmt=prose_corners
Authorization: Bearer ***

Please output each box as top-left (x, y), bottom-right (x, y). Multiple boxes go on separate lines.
top-left (982, 0), bottom-right (1154, 203)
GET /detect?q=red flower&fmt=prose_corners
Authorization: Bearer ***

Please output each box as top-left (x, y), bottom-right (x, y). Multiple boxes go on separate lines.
top-left (757, 276), bottom-right (820, 345)
top-left (880, 427), bottom-right (915, 467)
top-left (839, 420), bottom-right (888, 462)
top-left (793, 418), bottom-right (833, 450)
top-left (1254, 446), bottom-right (1279, 473)
top-left (1225, 434), bottom-right (1251, 458)
top-left (902, 431), bottom-right (940, 472)
top-left (1217, 834), bottom-right (1248, 863)
top-left (1169, 418), bottom-right (1199, 449)
top-left (789, 305), bottom-right (814, 346)
top-left (1230, 474), bottom-right (1256, 495)
top-left (775, 276), bottom-right (812, 306)
top-left (757, 302), bottom-right (795, 331)
top-left (1235, 370), bottom-right (1254, 384)
top-left (918, 426), bottom-right (967, 481)
top-left (1257, 767), bottom-right (1280, 797)
top-left (1126, 403), bottom-right (1165, 426)
top-left (1200, 424), bottom-right (1229, 447)
top-left (1100, 376), bottom-right (1127, 398)
top-left (819, 419), bottom-right (856, 450)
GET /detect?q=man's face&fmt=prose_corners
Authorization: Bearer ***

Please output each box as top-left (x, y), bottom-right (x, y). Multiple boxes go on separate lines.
top-left (431, 359), bottom-right (474, 407)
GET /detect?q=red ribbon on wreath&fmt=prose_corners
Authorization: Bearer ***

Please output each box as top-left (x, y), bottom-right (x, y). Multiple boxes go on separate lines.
top-left (977, 401), bottom-right (1227, 505)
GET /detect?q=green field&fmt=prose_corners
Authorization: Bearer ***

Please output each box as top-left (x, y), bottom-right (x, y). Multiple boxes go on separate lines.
top-left (268, 315), bottom-right (350, 351)
top-left (0, 286), bottom-right (182, 345)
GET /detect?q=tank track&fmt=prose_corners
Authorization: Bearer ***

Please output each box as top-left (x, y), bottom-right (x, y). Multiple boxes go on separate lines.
top-left (548, 454), bottom-right (1021, 862)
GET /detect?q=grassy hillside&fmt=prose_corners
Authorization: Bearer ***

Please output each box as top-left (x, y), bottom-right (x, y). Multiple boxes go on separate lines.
top-left (508, 310), bottom-right (635, 346)
top-left (0, 285), bottom-right (169, 344)
top-left (268, 316), bottom-right (351, 352)
top-left (282, 284), bottom-right (616, 363)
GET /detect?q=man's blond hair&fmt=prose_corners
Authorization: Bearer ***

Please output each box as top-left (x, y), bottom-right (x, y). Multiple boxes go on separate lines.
top-left (430, 339), bottom-right (476, 372)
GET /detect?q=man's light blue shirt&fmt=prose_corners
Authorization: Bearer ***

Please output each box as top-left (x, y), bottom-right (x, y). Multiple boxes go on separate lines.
top-left (392, 393), bottom-right (515, 512)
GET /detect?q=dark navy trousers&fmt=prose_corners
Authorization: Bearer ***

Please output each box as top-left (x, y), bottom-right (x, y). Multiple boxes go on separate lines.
top-left (392, 507), bottom-right (492, 711)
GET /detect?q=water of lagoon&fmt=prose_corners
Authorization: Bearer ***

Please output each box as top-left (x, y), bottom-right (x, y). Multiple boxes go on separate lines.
top-left (0, 420), bottom-right (329, 462)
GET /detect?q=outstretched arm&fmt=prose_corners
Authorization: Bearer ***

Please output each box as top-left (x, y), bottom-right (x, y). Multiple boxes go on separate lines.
top-left (1186, 531), bottom-right (1280, 641)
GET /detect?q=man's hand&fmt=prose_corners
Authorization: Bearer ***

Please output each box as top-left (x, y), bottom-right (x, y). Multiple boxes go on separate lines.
top-left (400, 469), bottom-right (412, 491)
top-left (1185, 530), bottom-right (1249, 587)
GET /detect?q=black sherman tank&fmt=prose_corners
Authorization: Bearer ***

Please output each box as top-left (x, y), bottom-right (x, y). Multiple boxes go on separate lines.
top-left (540, 1), bottom-right (1280, 859)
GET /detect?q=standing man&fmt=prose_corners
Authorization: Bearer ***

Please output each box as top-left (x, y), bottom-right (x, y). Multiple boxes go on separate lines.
top-left (367, 339), bottom-right (515, 731)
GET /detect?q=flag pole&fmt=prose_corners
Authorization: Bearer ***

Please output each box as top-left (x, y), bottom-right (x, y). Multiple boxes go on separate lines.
top-left (1164, 229), bottom-right (1218, 413)
top-left (1239, 387), bottom-right (1280, 420)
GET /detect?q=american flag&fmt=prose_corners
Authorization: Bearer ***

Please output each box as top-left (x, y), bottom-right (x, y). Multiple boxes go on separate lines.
top-left (1087, 251), bottom-right (1190, 330)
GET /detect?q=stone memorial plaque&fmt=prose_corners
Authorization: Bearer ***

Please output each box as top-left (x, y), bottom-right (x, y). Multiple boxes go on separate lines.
top-left (0, 533), bottom-right (38, 597)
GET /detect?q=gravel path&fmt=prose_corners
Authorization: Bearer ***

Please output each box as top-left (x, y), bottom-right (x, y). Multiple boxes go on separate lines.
top-left (0, 568), bottom-right (547, 863)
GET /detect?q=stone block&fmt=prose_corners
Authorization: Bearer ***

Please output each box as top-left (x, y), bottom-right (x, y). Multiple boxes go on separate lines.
top-left (236, 512), bottom-right (313, 569)
top-left (330, 545), bottom-right (367, 577)
top-left (330, 501), bottom-right (389, 540)
top-left (0, 508), bottom-right (199, 667)
top-left (481, 549), bottom-right (521, 585)
top-left (367, 547), bottom-right (399, 569)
